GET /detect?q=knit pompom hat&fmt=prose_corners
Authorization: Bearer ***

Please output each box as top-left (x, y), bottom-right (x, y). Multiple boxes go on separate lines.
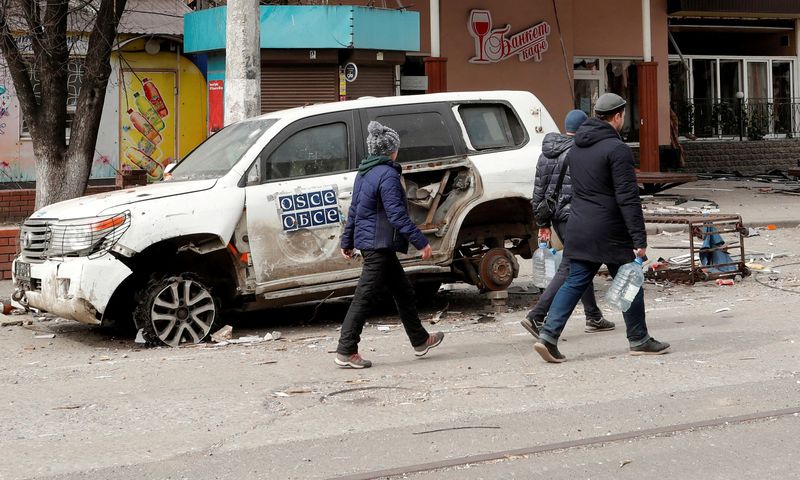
top-left (366, 121), bottom-right (400, 156)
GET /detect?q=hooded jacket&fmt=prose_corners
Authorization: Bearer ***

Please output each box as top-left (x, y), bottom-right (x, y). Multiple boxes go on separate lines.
top-left (564, 117), bottom-right (647, 265)
top-left (341, 159), bottom-right (429, 254)
top-left (532, 132), bottom-right (575, 227)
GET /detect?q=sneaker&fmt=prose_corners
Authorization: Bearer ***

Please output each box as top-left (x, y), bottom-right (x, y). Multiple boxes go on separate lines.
top-left (630, 338), bottom-right (671, 356)
top-left (335, 353), bottom-right (373, 369)
top-left (520, 316), bottom-right (543, 339)
top-left (585, 317), bottom-right (615, 333)
top-left (534, 339), bottom-right (566, 363)
top-left (414, 332), bottom-right (445, 357)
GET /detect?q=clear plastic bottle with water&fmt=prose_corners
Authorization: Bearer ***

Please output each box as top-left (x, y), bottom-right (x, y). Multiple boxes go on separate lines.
top-left (605, 257), bottom-right (645, 312)
top-left (533, 242), bottom-right (557, 288)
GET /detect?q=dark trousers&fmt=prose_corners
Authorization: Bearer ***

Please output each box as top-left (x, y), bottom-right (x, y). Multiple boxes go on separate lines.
top-left (529, 221), bottom-right (602, 322)
top-left (539, 259), bottom-right (651, 347)
top-left (336, 249), bottom-right (430, 355)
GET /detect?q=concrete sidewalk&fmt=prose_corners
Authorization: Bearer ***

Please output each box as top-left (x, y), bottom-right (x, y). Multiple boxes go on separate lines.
top-left (649, 179), bottom-right (800, 229)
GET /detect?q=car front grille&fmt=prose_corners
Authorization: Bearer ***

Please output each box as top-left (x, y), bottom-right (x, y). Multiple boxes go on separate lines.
top-left (20, 218), bottom-right (53, 263)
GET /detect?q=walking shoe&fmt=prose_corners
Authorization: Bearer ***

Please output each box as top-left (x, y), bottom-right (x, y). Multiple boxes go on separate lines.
top-left (534, 339), bottom-right (566, 363)
top-left (520, 316), bottom-right (543, 339)
top-left (334, 352), bottom-right (373, 369)
top-left (414, 332), bottom-right (445, 357)
top-left (630, 338), bottom-right (671, 356)
top-left (585, 317), bottom-right (615, 333)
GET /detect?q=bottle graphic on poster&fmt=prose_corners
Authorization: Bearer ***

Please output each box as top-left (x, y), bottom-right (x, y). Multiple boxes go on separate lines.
top-left (126, 127), bottom-right (156, 157)
top-left (127, 108), bottom-right (162, 145)
top-left (125, 147), bottom-right (164, 180)
top-left (134, 92), bottom-right (165, 131)
top-left (142, 78), bottom-right (169, 118)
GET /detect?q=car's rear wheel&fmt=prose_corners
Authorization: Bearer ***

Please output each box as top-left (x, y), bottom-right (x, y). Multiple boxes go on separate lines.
top-left (135, 273), bottom-right (218, 347)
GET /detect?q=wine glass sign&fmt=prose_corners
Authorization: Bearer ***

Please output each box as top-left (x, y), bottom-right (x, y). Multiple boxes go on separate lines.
top-left (468, 9), bottom-right (552, 64)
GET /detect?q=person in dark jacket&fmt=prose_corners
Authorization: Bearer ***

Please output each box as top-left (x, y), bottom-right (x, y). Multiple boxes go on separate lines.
top-left (521, 110), bottom-right (615, 338)
top-left (335, 121), bottom-right (445, 369)
top-left (533, 94), bottom-right (670, 363)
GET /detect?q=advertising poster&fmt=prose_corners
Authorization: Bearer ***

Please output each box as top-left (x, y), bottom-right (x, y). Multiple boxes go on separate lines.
top-left (208, 80), bottom-right (224, 135)
top-left (119, 71), bottom-right (176, 182)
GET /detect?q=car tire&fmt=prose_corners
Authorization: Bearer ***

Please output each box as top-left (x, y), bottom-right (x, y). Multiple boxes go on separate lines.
top-left (135, 273), bottom-right (219, 347)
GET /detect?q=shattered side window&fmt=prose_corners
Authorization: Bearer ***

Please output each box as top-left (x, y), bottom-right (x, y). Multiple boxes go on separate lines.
top-left (265, 122), bottom-right (349, 181)
top-left (459, 104), bottom-right (525, 150)
top-left (375, 112), bottom-right (456, 163)
top-left (170, 119), bottom-right (277, 181)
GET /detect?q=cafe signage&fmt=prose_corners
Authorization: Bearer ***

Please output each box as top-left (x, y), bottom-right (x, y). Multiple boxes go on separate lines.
top-left (468, 9), bottom-right (551, 64)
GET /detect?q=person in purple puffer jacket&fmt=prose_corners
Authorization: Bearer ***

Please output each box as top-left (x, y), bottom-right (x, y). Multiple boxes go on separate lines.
top-left (334, 121), bottom-right (445, 369)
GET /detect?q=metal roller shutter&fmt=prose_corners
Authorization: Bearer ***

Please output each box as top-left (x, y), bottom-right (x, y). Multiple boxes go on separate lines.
top-left (345, 66), bottom-right (395, 100)
top-left (261, 65), bottom-right (338, 114)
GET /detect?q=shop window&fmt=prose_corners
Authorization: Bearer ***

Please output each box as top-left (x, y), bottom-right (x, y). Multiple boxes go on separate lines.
top-left (266, 122), bottom-right (349, 181)
top-left (573, 58), bottom-right (639, 142)
top-left (458, 104), bottom-right (525, 150)
top-left (374, 112), bottom-right (455, 163)
top-left (668, 55), bottom-right (796, 138)
top-left (20, 59), bottom-right (83, 139)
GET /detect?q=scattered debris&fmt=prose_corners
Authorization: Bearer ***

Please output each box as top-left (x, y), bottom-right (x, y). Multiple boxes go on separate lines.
top-left (715, 279), bottom-right (735, 286)
top-left (620, 459), bottom-right (633, 468)
top-left (52, 404), bottom-right (82, 410)
top-left (1, 318), bottom-right (23, 327)
top-left (253, 360), bottom-right (278, 365)
top-left (34, 333), bottom-right (55, 339)
top-left (377, 325), bottom-right (391, 332)
top-left (714, 308), bottom-right (731, 314)
top-left (134, 329), bottom-right (146, 344)
top-left (229, 335), bottom-right (264, 344)
top-left (272, 391), bottom-right (290, 397)
top-left (264, 331), bottom-right (282, 341)
top-left (412, 425), bottom-right (501, 435)
top-left (475, 314), bottom-right (496, 323)
top-left (211, 325), bottom-right (233, 343)
top-left (430, 303), bottom-right (449, 324)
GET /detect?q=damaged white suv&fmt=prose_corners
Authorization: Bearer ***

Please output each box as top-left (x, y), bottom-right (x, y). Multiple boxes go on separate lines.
top-left (13, 91), bottom-right (557, 346)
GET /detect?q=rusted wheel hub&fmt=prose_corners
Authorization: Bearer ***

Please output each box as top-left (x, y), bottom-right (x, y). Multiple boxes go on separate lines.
top-left (478, 248), bottom-right (516, 291)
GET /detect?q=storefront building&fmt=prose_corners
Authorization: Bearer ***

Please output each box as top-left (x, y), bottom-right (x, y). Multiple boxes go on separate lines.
top-left (0, 0), bottom-right (209, 186)
top-left (183, 5), bottom-right (419, 132)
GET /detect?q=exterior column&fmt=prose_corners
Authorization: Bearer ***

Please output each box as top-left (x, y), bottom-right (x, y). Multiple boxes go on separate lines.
top-left (425, 57), bottom-right (447, 93)
top-left (425, 0), bottom-right (447, 93)
top-left (638, 62), bottom-right (660, 172)
top-left (225, 0), bottom-right (261, 125)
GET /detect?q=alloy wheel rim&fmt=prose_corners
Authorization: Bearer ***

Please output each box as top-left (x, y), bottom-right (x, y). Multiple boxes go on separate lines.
top-left (150, 279), bottom-right (215, 346)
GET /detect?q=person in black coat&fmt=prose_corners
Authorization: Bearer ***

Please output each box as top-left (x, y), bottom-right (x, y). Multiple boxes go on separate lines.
top-left (533, 94), bottom-right (670, 363)
top-left (335, 121), bottom-right (445, 369)
top-left (522, 110), bottom-right (614, 338)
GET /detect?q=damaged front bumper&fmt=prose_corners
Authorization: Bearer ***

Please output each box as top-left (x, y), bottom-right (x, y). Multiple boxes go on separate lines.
top-left (13, 254), bottom-right (132, 325)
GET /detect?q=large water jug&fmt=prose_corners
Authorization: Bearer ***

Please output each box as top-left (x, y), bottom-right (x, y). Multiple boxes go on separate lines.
top-left (605, 257), bottom-right (645, 312)
top-left (533, 242), bottom-right (557, 288)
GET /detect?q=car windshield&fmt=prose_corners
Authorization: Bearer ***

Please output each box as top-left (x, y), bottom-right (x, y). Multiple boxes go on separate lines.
top-left (169, 118), bottom-right (278, 181)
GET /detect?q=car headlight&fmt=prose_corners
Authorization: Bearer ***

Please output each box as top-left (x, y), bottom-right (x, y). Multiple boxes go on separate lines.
top-left (46, 212), bottom-right (130, 258)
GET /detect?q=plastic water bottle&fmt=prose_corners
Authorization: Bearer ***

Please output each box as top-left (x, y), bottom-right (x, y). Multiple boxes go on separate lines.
top-left (605, 257), bottom-right (645, 312)
top-left (533, 242), bottom-right (557, 288)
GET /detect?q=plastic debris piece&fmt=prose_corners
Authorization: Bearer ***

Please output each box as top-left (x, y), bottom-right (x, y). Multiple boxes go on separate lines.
top-left (714, 307), bottom-right (731, 314)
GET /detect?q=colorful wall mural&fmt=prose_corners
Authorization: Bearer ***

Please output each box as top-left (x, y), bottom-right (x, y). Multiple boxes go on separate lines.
top-left (120, 72), bottom-right (176, 181)
top-left (0, 38), bottom-right (208, 184)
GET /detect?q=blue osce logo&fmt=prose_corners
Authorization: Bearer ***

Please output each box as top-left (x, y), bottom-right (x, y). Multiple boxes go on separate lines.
top-left (279, 188), bottom-right (340, 231)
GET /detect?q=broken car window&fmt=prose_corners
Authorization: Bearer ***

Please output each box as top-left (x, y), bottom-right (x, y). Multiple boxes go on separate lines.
top-left (170, 118), bottom-right (278, 182)
top-left (265, 122), bottom-right (349, 181)
top-left (459, 104), bottom-right (525, 150)
top-left (375, 112), bottom-right (456, 163)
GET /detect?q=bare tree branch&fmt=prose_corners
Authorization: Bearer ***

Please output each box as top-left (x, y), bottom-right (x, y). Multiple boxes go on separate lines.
top-left (0, 2), bottom-right (40, 129)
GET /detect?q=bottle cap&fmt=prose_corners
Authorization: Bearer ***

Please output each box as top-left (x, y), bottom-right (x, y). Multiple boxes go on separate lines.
top-left (134, 92), bottom-right (140, 97)
top-left (127, 108), bottom-right (133, 114)
top-left (539, 242), bottom-right (548, 248)
top-left (634, 257), bottom-right (644, 265)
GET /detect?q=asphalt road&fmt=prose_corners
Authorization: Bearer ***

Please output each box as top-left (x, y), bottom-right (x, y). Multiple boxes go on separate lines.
top-left (1, 226), bottom-right (799, 480)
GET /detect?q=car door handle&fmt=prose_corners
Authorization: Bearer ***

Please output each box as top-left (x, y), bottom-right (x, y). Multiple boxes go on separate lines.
top-left (338, 192), bottom-right (352, 199)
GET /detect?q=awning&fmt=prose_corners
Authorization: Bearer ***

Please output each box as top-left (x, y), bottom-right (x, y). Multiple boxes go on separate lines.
top-left (668, 0), bottom-right (800, 18)
top-left (184, 5), bottom-right (420, 54)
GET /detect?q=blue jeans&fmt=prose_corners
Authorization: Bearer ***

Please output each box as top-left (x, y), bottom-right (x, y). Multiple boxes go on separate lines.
top-left (539, 259), bottom-right (651, 347)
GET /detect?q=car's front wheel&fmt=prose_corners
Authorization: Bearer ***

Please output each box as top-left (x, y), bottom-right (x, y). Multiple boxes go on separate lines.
top-left (135, 273), bottom-right (218, 347)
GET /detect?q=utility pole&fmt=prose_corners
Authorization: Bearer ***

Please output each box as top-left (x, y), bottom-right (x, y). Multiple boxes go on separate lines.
top-left (225, 0), bottom-right (261, 125)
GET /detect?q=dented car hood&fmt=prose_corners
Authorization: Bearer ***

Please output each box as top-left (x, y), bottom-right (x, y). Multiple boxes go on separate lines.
top-left (29, 180), bottom-right (217, 220)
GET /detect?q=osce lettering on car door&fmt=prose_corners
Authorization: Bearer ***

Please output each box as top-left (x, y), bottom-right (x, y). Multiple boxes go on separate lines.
top-left (244, 111), bottom-right (362, 289)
